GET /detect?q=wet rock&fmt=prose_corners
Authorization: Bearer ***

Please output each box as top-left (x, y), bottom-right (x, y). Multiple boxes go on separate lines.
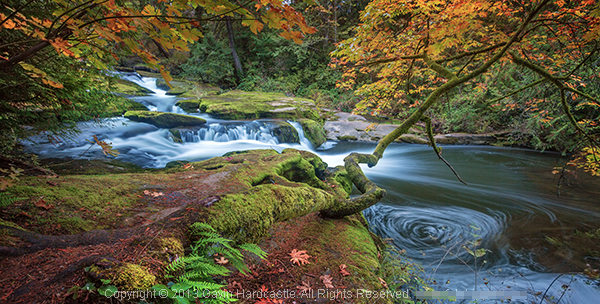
top-left (124, 111), bottom-right (206, 128)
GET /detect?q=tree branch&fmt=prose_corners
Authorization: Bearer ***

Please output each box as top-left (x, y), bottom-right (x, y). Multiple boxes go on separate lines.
top-left (421, 116), bottom-right (467, 185)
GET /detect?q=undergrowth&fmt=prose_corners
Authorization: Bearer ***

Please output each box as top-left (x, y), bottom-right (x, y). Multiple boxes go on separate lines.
top-left (151, 222), bottom-right (268, 304)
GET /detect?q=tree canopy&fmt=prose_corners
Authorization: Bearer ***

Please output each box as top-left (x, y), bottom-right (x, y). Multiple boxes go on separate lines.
top-left (1, 0), bottom-right (317, 81)
top-left (330, 0), bottom-right (600, 184)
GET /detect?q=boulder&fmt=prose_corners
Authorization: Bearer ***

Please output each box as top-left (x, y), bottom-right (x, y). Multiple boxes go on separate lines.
top-left (124, 111), bottom-right (206, 128)
top-left (198, 90), bottom-right (321, 121)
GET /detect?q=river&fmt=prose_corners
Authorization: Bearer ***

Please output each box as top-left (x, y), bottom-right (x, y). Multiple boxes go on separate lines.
top-left (29, 74), bottom-right (600, 303)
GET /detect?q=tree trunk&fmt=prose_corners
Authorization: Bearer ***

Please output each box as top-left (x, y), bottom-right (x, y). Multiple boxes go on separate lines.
top-left (225, 17), bottom-right (244, 79)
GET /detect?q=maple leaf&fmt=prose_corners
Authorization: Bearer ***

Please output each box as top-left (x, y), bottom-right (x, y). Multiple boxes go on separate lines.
top-left (143, 190), bottom-right (163, 197)
top-left (289, 249), bottom-right (311, 265)
top-left (89, 135), bottom-right (119, 157)
top-left (320, 274), bottom-right (334, 288)
top-left (215, 256), bottom-right (229, 265)
top-left (0, 177), bottom-right (14, 190)
top-left (34, 196), bottom-right (54, 210)
top-left (339, 264), bottom-right (350, 276)
top-left (297, 281), bottom-right (311, 292)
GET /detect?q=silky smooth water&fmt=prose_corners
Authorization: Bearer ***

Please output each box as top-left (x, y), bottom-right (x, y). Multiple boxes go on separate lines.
top-left (28, 74), bottom-right (600, 303)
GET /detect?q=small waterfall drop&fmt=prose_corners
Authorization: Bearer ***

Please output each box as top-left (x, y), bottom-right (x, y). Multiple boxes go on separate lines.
top-left (288, 121), bottom-right (314, 149)
top-left (178, 122), bottom-right (280, 145)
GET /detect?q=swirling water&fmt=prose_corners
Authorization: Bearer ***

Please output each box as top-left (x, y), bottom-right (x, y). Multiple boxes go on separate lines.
top-left (29, 74), bottom-right (600, 303)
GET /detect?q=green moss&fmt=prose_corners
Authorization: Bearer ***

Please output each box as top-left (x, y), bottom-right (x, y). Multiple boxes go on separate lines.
top-left (124, 111), bottom-right (206, 128)
top-left (328, 166), bottom-right (352, 196)
top-left (0, 218), bottom-right (28, 231)
top-left (295, 214), bottom-right (390, 302)
top-left (4, 174), bottom-right (144, 233)
top-left (174, 100), bottom-right (200, 113)
top-left (0, 228), bottom-right (20, 247)
top-left (270, 121), bottom-right (300, 143)
top-left (198, 90), bottom-right (321, 120)
top-left (39, 159), bottom-right (145, 175)
top-left (337, 135), bottom-right (357, 141)
top-left (112, 263), bottom-right (156, 290)
top-left (298, 119), bottom-right (326, 148)
top-left (168, 129), bottom-right (183, 143)
top-left (164, 160), bottom-right (189, 169)
top-left (111, 78), bottom-right (154, 96)
top-left (201, 149), bottom-right (340, 242)
top-left (153, 237), bottom-right (184, 262)
top-left (397, 134), bottom-right (429, 145)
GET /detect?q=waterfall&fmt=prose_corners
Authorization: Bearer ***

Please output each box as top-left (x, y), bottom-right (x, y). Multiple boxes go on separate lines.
top-left (288, 121), bottom-right (314, 149)
top-left (176, 121), bottom-right (294, 145)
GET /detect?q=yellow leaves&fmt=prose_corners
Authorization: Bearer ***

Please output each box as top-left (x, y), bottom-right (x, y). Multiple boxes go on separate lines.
top-left (242, 19), bottom-right (265, 35)
top-left (280, 30), bottom-right (304, 44)
top-left (19, 62), bottom-right (64, 88)
top-left (568, 147), bottom-right (600, 176)
top-left (160, 67), bottom-right (173, 89)
top-left (42, 78), bottom-right (64, 89)
top-left (20, 63), bottom-right (47, 78)
top-left (90, 135), bottom-right (120, 157)
top-left (2, 18), bottom-right (17, 29)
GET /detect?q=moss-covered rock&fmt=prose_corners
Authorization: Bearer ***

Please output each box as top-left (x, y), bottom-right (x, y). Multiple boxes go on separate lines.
top-left (111, 78), bottom-right (154, 96)
top-left (198, 90), bottom-right (321, 121)
top-left (298, 119), bottom-right (326, 148)
top-left (169, 128), bottom-right (183, 143)
top-left (397, 134), bottom-right (429, 144)
top-left (112, 263), bottom-right (156, 290)
top-left (337, 135), bottom-right (357, 141)
top-left (124, 111), bottom-right (206, 128)
top-left (164, 160), bottom-right (189, 169)
top-left (174, 100), bottom-right (200, 113)
top-left (270, 121), bottom-right (300, 143)
top-left (152, 237), bottom-right (184, 262)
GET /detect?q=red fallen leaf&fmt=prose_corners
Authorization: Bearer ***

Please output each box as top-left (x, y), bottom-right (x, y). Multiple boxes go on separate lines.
top-left (34, 197), bottom-right (54, 210)
top-left (289, 249), bottom-right (311, 265)
top-left (18, 211), bottom-right (31, 218)
top-left (339, 264), bottom-right (351, 276)
top-left (320, 274), bottom-right (334, 288)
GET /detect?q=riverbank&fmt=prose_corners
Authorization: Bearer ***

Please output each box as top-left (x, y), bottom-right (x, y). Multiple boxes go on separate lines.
top-left (324, 112), bottom-right (520, 147)
top-left (0, 149), bottom-right (422, 304)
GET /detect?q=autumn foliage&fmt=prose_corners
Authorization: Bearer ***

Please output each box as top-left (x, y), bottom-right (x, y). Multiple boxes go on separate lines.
top-left (1, 0), bottom-right (317, 83)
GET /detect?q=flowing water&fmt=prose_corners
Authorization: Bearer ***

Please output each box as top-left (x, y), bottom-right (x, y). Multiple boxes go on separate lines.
top-left (29, 74), bottom-right (600, 303)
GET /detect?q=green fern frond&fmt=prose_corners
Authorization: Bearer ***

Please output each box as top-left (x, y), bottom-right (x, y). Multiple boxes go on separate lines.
top-left (239, 243), bottom-right (268, 259)
top-left (185, 280), bottom-right (226, 291)
top-left (190, 222), bottom-right (217, 232)
top-left (166, 257), bottom-right (186, 274)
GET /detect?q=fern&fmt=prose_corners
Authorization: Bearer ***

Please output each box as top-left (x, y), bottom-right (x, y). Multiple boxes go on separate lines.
top-left (0, 192), bottom-right (22, 208)
top-left (160, 222), bottom-right (268, 304)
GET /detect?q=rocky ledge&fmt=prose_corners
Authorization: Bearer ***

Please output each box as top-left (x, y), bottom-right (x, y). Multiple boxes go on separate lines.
top-left (324, 112), bottom-right (513, 146)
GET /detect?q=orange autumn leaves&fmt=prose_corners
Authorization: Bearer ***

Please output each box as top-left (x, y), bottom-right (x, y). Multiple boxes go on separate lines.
top-left (331, 0), bottom-right (600, 116)
top-left (1, 0), bottom-right (317, 88)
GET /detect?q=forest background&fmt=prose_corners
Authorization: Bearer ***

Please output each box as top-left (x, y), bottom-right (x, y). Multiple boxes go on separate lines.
top-left (1, 0), bottom-right (599, 172)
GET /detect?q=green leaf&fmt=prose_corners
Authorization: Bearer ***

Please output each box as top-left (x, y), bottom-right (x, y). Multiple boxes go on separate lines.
top-left (175, 297), bottom-right (191, 304)
top-left (82, 282), bottom-right (96, 291)
top-left (474, 248), bottom-right (487, 258)
top-left (98, 285), bottom-right (118, 297)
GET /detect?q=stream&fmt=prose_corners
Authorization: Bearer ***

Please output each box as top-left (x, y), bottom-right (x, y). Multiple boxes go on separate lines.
top-left (28, 73), bottom-right (600, 303)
